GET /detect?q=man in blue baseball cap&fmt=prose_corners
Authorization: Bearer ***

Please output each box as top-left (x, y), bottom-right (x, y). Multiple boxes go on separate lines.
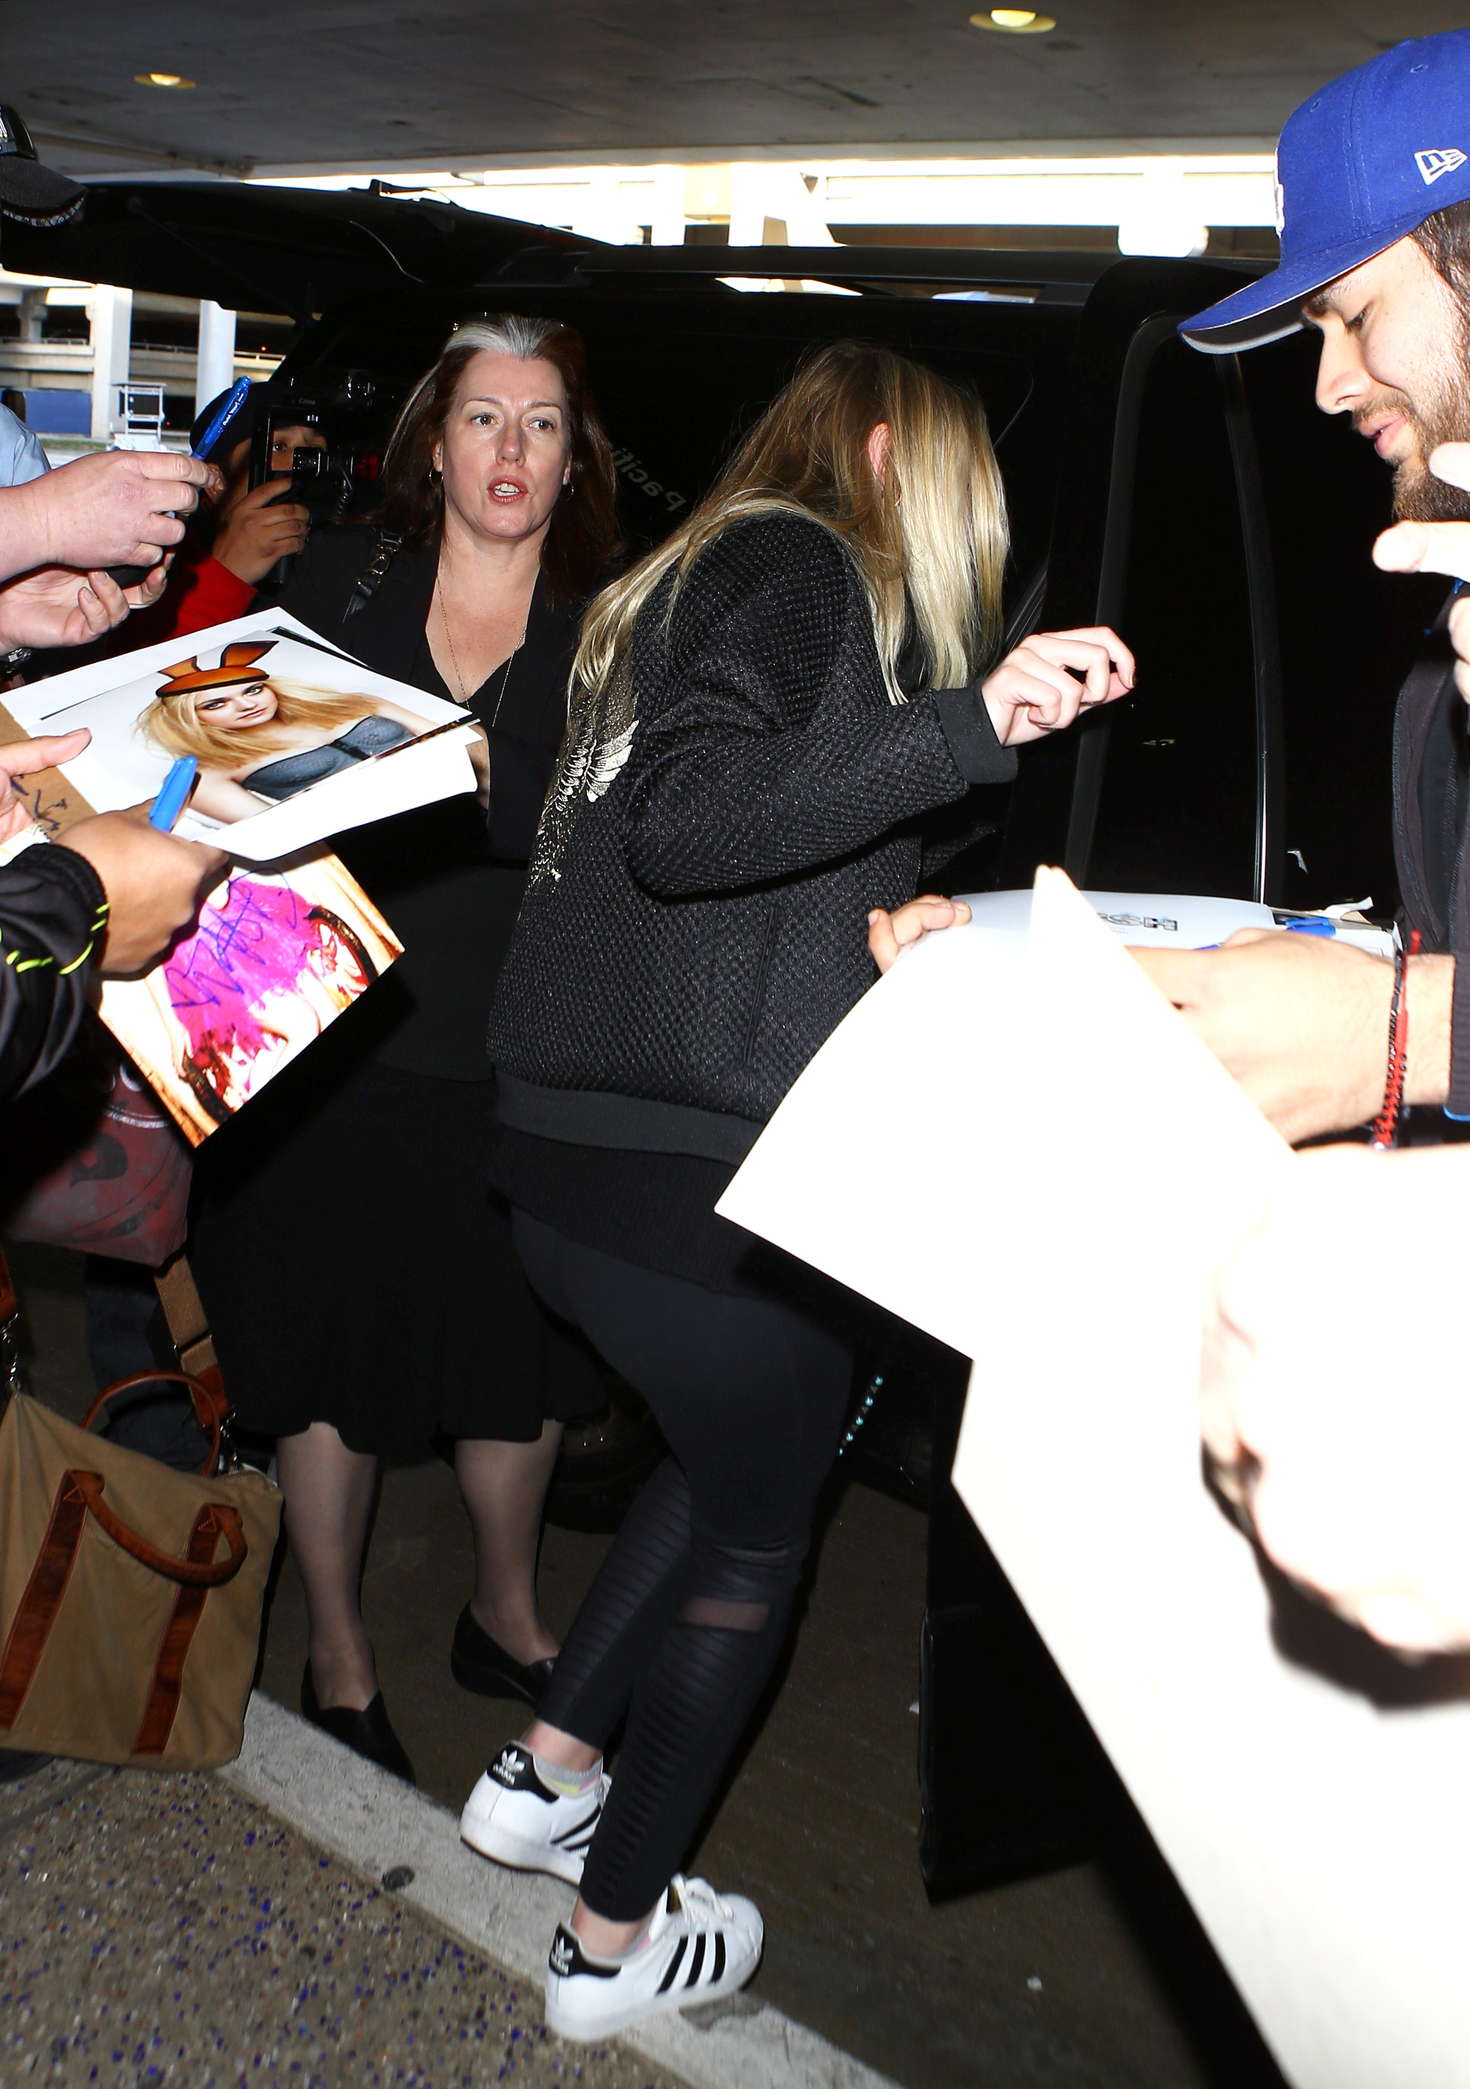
top-left (1129, 34), bottom-right (1470, 1665)
top-left (1140, 30), bottom-right (1470, 1146)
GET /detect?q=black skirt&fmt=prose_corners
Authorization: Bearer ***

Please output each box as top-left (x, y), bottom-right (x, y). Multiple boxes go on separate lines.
top-left (188, 1045), bottom-right (603, 1454)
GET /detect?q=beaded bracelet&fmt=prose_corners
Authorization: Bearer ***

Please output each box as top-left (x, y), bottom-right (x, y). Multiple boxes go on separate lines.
top-left (1369, 930), bottom-right (1421, 1150)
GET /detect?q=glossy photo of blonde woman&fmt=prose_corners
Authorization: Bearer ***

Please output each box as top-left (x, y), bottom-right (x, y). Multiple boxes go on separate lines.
top-left (140, 640), bottom-right (436, 822)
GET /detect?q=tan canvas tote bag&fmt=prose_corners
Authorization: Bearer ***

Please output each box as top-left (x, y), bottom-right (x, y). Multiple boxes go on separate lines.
top-left (0, 1377), bottom-right (281, 1769)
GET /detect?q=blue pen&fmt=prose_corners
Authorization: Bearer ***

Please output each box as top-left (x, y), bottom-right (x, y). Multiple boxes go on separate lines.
top-left (150, 757), bottom-right (197, 831)
top-left (192, 376), bottom-right (252, 461)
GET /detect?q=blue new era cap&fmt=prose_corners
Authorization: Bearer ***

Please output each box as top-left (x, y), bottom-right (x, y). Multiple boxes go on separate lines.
top-left (1182, 30), bottom-right (1470, 353)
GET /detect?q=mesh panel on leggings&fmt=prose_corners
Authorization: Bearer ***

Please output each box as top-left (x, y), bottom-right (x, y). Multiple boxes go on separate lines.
top-left (575, 1533), bottom-right (804, 1922)
top-left (537, 1457), bottom-right (693, 1748)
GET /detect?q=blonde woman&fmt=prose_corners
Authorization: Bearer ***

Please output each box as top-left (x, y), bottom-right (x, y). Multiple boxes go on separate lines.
top-left (463, 340), bottom-right (1134, 2038)
top-left (140, 640), bottom-right (434, 822)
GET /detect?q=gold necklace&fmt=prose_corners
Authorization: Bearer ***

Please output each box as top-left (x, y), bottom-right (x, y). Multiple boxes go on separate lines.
top-left (435, 573), bottom-right (525, 731)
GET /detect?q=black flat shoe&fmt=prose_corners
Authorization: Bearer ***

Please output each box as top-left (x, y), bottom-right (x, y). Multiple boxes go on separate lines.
top-left (300, 1664), bottom-right (415, 1785)
top-left (450, 1604), bottom-right (556, 1707)
top-left (0, 1746), bottom-right (52, 1786)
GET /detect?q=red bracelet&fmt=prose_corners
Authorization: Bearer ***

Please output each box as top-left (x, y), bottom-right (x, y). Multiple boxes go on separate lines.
top-left (1369, 930), bottom-right (1421, 1149)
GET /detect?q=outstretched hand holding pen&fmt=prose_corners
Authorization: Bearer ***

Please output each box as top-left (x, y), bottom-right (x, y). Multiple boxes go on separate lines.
top-left (0, 731), bottom-right (225, 975)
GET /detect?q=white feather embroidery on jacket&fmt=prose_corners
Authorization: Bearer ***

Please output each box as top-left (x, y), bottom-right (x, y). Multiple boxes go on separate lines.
top-left (530, 657), bottom-right (638, 886)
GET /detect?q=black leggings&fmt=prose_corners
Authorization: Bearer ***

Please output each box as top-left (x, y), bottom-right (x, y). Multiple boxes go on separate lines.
top-left (512, 1212), bottom-right (856, 1921)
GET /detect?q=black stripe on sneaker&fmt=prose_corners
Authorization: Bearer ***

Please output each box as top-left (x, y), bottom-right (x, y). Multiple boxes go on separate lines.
top-left (687, 1935), bottom-right (707, 1985)
top-left (711, 1932), bottom-right (726, 1982)
top-left (657, 1936), bottom-right (688, 1994)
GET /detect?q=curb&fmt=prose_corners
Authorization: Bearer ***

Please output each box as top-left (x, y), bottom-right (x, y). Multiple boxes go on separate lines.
top-left (221, 1692), bottom-right (899, 2089)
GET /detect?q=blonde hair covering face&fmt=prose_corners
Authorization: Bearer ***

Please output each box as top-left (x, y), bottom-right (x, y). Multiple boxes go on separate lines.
top-left (141, 678), bottom-right (380, 772)
top-left (575, 339), bottom-right (1009, 702)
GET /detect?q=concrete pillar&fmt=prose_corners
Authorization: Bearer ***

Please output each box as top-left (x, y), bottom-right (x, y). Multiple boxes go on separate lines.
top-left (87, 283), bottom-right (133, 442)
top-left (195, 301), bottom-right (237, 415)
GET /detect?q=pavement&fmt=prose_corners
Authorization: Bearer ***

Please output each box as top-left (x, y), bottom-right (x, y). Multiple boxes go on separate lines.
top-left (0, 1702), bottom-right (887, 2089)
top-left (1, 1242), bottom-right (1288, 2089)
top-left (0, 1744), bottom-right (682, 2089)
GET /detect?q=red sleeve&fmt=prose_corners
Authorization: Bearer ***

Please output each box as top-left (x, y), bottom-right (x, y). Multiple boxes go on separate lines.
top-left (171, 554), bottom-right (256, 634)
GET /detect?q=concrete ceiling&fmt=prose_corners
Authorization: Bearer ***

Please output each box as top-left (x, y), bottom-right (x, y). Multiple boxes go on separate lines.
top-left (8, 2), bottom-right (1470, 181)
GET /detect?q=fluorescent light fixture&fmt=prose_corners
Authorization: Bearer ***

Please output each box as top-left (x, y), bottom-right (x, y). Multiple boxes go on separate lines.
top-left (970, 10), bottom-right (1057, 31)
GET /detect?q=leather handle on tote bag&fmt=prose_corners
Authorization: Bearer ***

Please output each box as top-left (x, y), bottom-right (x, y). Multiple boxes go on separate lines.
top-left (70, 1472), bottom-right (247, 1586)
top-left (82, 1369), bottom-right (229, 1476)
top-left (0, 1467), bottom-right (250, 1750)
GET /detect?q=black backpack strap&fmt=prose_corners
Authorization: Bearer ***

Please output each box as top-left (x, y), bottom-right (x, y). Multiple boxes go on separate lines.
top-left (343, 529), bottom-right (404, 621)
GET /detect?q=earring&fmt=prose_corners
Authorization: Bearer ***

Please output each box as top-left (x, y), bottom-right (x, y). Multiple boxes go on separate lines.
top-left (428, 464), bottom-right (442, 483)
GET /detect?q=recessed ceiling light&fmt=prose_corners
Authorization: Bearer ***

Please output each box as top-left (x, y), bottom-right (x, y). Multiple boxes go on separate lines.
top-left (134, 71), bottom-right (196, 89)
top-left (970, 10), bottom-right (1057, 32)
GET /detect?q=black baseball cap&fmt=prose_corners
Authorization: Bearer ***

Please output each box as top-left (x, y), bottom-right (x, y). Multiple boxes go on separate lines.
top-left (190, 383), bottom-right (265, 462)
top-left (0, 104), bottom-right (84, 228)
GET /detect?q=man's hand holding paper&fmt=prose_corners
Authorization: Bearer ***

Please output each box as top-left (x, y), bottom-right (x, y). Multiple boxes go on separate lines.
top-left (1134, 929), bottom-right (1453, 1142)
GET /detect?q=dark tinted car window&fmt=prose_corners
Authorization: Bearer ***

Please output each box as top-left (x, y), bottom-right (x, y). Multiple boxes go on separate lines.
top-left (291, 285), bottom-right (1072, 589)
top-left (1084, 332), bottom-right (1261, 897)
top-left (282, 253), bottom-right (1448, 919)
top-left (1246, 329), bottom-right (1446, 913)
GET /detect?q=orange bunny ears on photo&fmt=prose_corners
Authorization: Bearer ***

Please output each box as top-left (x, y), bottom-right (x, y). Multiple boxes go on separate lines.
top-left (157, 640), bottom-right (278, 697)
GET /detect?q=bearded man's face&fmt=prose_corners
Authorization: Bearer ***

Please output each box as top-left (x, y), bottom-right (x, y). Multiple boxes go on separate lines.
top-left (1307, 236), bottom-right (1470, 521)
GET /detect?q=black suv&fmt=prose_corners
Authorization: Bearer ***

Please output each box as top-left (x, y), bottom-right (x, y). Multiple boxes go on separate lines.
top-left (10, 182), bottom-right (1447, 1902)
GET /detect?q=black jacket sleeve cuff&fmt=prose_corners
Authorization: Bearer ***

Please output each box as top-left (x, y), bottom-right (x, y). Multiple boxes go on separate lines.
top-left (932, 685), bottom-right (1019, 788)
top-left (32, 840), bottom-right (108, 921)
top-left (0, 840), bottom-right (108, 1100)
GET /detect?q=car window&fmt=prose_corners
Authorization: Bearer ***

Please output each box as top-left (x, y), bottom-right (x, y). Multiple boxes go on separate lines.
top-left (297, 286), bottom-right (1072, 590)
top-left (1079, 330), bottom-right (1264, 899)
top-left (1245, 329), bottom-right (1447, 913)
top-left (293, 261), bottom-right (1440, 919)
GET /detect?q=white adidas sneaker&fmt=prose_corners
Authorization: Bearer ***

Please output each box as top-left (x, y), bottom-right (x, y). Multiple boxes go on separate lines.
top-left (544, 1873), bottom-right (764, 2041)
top-left (460, 1742), bottom-right (608, 1885)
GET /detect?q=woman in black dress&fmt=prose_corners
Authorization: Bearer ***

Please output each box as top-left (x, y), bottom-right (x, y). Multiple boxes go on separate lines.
top-left (188, 315), bottom-right (621, 1781)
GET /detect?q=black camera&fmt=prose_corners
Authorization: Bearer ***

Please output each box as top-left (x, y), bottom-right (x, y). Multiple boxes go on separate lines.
top-left (259, 439), bottom-right (356, 525)
top-left (248, 368), bottom-right (379, 512)
top-left (248, 370), bottom-right (380, 574)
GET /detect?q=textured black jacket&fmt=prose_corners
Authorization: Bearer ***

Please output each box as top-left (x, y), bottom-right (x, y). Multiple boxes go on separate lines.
top-left (491, 511), bottom-right (1016, 1161)
top-left (0, 842), bottom-right (107, 1099)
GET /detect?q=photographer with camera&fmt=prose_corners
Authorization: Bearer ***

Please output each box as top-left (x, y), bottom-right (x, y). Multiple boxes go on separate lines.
top-left (210, 400), bottom-right (327, 590)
